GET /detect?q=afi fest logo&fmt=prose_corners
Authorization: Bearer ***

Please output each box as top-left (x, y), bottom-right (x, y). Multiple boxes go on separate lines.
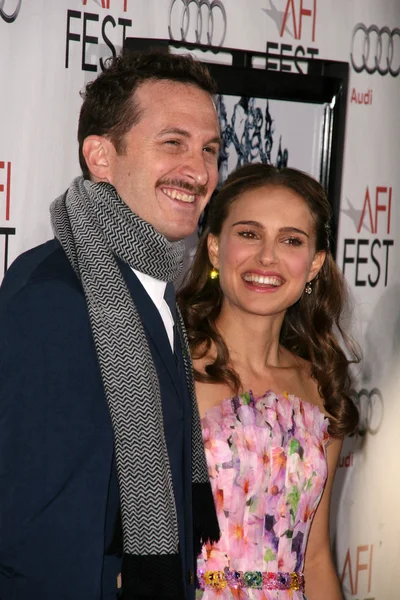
top-left (0, 160), bottom-right (16, 276)
top-left (341, 186), bottom-right (394, 288)
top-left (0, 0), bottom-right (22, 23)
top-left (65, 0), bottom-right (133, 72)
top-left (351, 23), bottom-right (400, 77)
top-left (340, 543), bottom-right (374, 600)
top-left (263, 0), bottom-right (319, 73)
top-left (168, 0), bottom-right (227, 47)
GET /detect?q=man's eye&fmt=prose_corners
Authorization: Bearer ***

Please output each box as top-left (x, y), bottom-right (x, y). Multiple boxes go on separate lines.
top-left (203, 146), bottom-right (218, 155)
top-left (165, 140), bottom-right (180, 146)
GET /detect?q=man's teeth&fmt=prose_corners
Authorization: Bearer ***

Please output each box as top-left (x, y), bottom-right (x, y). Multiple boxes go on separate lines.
top-left (162, 188), bottom-right (195, 203)
top-left (243, 274), bottom-right (282, 286)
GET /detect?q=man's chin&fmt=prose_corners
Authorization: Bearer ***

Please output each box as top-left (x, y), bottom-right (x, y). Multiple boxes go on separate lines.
top-left (159, 218), bottom-right (200, 242)
top-left (163, 232), bottom-right (189, 242)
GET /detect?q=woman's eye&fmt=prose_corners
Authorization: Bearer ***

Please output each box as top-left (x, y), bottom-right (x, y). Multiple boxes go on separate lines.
top-left (285, 237), bottom-right (303, 246)
top-left (238, 230), bottom-right (258, 239)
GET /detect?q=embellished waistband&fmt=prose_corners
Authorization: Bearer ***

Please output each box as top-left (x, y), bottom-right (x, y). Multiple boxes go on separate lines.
top-left (198, 567), bottom-right (304, 591)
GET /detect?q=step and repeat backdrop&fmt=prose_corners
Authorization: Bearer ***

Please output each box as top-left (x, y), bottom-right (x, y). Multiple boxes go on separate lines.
top-left (1, 1), bottom-right (399, 598)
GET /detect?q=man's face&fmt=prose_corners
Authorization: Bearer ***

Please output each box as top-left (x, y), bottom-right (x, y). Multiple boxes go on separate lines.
top-left (106, 79), bottom-right (221, 241)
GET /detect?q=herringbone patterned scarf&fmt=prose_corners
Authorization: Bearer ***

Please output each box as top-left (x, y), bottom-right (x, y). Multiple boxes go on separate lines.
top-left (50, 177), bottom-right (219, 599)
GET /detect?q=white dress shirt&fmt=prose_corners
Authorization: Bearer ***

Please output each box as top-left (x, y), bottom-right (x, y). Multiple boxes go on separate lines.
top-left (132, 269), bottom-right (174, 350)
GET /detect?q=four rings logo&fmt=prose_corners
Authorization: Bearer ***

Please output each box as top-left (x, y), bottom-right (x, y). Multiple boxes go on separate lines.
top-left (168, 0), bottom-right (227, 47)
top-left (351, 23), bottom-right (400, 77)
top-left (352, 388), bottom-right (384, 436)
top-left (0, 0), bottom-right (21, 23)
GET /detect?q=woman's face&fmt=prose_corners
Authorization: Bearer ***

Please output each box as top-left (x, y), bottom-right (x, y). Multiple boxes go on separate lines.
top-left (208, 184), bottom-right (326, 318)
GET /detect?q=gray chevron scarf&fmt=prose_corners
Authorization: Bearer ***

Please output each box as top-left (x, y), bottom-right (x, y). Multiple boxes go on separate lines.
top-left (50, 176), bottom-right (219, 599)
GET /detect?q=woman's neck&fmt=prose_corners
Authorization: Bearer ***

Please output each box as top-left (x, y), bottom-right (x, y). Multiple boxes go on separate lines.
top-left (215, 304), bottom-right (287, 372)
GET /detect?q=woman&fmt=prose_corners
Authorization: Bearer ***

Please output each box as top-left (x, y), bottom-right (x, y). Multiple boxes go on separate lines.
top-left (178, 164), bottom-right (359, 600)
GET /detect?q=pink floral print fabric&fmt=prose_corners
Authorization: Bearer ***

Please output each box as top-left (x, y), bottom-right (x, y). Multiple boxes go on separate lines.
top-left (197, 390), bottom-right (330, 599)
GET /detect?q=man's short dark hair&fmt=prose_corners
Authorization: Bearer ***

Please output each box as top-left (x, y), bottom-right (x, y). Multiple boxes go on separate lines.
top-left (77, 50), bottom-right (218, 179)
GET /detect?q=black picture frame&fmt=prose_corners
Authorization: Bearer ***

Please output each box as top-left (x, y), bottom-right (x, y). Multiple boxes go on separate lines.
top-left (124, 37), bottom-right (349, 257)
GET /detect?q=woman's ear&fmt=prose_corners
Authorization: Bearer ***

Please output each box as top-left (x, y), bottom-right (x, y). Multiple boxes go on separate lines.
top-left (207, 233), bottom-right (220, 269)
top-left (82, 135), bottom-right (114, 182)
top-left (307, 250), bottom-right (326, 282)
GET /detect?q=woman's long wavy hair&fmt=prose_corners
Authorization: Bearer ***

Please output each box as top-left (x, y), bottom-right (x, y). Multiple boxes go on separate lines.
top-left (178, 163), bottom-right (360, 437)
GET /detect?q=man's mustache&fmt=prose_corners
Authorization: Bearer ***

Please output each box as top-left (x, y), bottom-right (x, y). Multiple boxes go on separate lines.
top-left (157, 178), bottom-right (208, 197)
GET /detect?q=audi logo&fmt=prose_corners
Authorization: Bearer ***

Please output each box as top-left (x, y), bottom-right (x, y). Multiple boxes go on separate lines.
top-left (352, 388), bottom-right (384, 436)
top-left (168, 0), bottom-right (227, 47)
top-left (0, 0), bottom-right (21, 23)
top-left (351, 23), bottom-right (400, 77)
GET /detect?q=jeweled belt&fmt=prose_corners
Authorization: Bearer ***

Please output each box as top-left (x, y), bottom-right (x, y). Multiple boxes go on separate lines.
top-left (198, 567), bottom-right (304, 591)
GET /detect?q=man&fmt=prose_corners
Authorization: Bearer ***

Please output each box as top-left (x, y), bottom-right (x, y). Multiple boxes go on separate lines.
top-left (0, 50), bottom-right (221, 599)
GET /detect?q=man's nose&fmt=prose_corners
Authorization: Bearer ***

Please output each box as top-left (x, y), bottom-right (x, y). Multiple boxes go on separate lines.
top-left (180, 150), bottom-right (209, 188)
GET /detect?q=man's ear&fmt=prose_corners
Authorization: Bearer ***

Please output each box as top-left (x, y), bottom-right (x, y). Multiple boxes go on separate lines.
top-left (207, 233), bottom-right (220, 269)
top-left (307, 250), bottom-right (326, 282)
top-left (82, 135), bottom-right (114, 182)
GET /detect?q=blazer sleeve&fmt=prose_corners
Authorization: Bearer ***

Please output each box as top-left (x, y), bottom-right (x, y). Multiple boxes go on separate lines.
top-left (0, 279), bottom-right (117, 599)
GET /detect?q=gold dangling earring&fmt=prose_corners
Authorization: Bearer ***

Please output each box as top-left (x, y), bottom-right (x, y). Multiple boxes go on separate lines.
top-left (304, 281), bottom-right (312, 295)
top-left (210, 267), bottom-right (219, 280)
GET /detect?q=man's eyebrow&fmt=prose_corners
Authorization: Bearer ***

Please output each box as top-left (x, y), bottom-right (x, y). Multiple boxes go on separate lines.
top-left (207, 135), bottom-right (222, 148)
top-left (157, 127), bottom-right (190, 138)
top-left (157, 128), bottom-right (222, 147)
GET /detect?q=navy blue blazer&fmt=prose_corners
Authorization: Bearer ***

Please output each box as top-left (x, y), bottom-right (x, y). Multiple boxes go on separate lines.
top-left (0, 239), bottom-right (195, 600)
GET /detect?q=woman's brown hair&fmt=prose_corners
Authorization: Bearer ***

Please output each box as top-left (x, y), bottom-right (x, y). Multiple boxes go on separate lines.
top-left (178, 163), bottom-right (360, 438)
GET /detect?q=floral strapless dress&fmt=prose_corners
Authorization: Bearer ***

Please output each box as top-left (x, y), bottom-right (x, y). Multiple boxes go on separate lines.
top-left (197, 390), bottom-right (329, 599)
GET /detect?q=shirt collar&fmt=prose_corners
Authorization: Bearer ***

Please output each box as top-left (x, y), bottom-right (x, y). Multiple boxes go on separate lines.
top-left (131, 268), bottom-right (167, 311)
